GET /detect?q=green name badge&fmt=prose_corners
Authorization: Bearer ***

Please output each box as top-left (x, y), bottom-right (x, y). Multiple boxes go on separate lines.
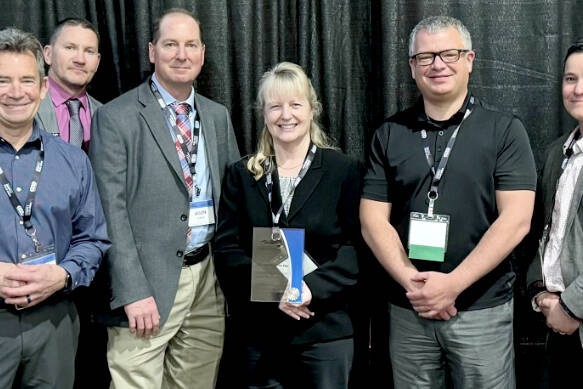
top-left (408, 212), bottom-right (449, 262)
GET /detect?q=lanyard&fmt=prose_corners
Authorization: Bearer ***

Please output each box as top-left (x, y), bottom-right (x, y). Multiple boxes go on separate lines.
top-left (149, 80), bottom-right (202, 197)
top-left (0, 137), bottom-right (44, 252)
top-left (420, 97), bottom-right (473, 217)
top-left (561, 129), bottom-right (581, 170)
top-left (265, 143), bottom-right (317, 240)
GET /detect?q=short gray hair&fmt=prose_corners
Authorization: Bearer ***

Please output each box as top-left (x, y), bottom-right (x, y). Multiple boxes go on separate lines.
top-left (408, 16), bottom-right (472, 57)
top-left (0, 28), bottom-right (45, 79)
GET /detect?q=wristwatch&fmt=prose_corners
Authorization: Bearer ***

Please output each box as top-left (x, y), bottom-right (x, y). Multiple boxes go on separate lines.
top-left (63, 270), bottom-right (72, 290)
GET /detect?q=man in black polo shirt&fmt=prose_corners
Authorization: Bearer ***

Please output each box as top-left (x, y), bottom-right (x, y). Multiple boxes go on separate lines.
top-left (360, 16), bottom-right (536, 388)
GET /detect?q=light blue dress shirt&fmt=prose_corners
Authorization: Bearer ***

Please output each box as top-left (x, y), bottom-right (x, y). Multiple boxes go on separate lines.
top-left (152, 74), bottom-right (214, 251)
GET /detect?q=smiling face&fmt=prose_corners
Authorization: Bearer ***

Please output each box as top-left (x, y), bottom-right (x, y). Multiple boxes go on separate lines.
top-left (44, 25), bottom-right (100, 96)
top-left (264, 88), bottom-right (313, 149)
top-left (409, 27), bottom-right (474, 104)
top-left (0, 51), bottom-right (47, 134)
top-left (563, 52), bottom-right (583, 125)
top-left (149, 12), bottom-right (205, 100)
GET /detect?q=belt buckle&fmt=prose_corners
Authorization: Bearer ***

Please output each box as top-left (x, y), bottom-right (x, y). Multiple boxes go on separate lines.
top-left (14, 304), bottom-right (26, 310)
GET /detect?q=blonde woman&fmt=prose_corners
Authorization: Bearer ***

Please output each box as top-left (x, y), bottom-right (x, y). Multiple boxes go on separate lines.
top-left (215, 62), bottom-right (362, 389)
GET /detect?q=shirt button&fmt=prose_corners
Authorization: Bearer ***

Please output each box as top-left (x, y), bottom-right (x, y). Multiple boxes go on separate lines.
top-left (180, 214), bottom-right (187, 221)
top-left (439, 130), bottom-right (444, 136)
top-left (21, 254), bottom-right (27, 259)
top-left (176, 250), bottom-right (183, 257)
top-left (14, 155), bottom-right (20, 160)
top-left (16, 187), bottom-right (22, 192)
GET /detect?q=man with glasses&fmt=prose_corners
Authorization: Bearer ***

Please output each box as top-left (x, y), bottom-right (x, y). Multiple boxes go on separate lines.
top-left (360, 16), bottom-right (536, 388)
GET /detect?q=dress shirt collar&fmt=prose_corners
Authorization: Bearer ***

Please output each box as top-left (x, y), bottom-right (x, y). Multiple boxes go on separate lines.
top-left (0, 124), bottom-right (42, 151)
top-left (47, 77), bottom-right (89, 111)
top-left (151, 73), bottom-right (195, 111)
top-left (413, 92), bottom-right (472, 131)
top-left (563, 126), bottom-right (583, 156)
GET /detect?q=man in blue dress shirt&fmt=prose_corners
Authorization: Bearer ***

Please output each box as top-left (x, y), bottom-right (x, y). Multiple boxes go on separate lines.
top-left (0, 27), bottom-right (110, 388)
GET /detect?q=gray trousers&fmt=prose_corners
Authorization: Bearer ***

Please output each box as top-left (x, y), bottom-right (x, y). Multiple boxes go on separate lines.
top-left (389, 300), bottom-right (515, 389)
top-left (0, 298), bottom-right (79, 389)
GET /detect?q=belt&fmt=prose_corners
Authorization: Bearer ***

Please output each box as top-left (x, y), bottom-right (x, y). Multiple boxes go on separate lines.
top-left (183, 243), bottom-right (210, 267)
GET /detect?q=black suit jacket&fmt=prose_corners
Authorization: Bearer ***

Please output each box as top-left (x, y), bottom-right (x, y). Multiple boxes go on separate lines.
top-left (214, 147), bottom-right (362, 345)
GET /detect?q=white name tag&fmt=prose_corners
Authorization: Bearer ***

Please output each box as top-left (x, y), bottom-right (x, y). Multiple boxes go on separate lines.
top-left (189, 200), bottom-right (215, 227)
top-left (408, 212), bottom-right (449, 262)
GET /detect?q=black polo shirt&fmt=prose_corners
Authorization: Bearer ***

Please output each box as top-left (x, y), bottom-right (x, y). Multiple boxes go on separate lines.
top-left (363, 94), bottom-right (536, 310)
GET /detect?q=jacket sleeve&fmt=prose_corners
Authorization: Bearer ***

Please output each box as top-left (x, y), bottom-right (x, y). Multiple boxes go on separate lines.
top-left (59, 153), bottom-right (111, 290)
top-left (214, 161), bottom-right (252, 310)
top-left (89, 108), bottom-right (153, 310)
top-left (304, 158), bottom-right (363, 309)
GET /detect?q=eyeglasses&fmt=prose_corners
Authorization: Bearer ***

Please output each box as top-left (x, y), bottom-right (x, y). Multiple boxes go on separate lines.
top-left (411, 49), bottom-right (470, 66)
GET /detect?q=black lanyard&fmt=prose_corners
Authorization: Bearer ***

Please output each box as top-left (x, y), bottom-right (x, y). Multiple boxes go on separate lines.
top-left (150, 80), bottom-right (202, 196)
top-left (0, 136), bottom-right (44, 252)
top-left (265, 143), bottom-right (317, 240)
top-left (420, 97), bottom-right (473, 216)
top-left (561, 129), bottom-right (581, 170)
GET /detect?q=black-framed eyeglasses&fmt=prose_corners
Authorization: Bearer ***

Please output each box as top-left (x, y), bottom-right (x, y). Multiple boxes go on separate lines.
top-left (411, 49), bottom-right (470, 66)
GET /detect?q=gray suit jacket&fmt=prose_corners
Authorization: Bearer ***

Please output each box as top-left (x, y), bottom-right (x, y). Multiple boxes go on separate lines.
top-left (89, 79), bottom-right (240, 327)
top-left (527, 132), bottom-right (583, 344)
top-left (35, 90), bottom-right (102, 135)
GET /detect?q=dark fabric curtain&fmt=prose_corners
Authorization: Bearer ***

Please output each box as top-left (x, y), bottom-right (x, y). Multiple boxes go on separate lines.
top-left (2, 1), bottom-right (582, 387)
top-left (4, 0), bottom-right (581, 163)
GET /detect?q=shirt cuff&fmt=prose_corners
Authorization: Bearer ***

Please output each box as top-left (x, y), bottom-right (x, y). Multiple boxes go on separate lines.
top-left (531, 291), bottom-right (545, 312)
top-left (527, 280), bottom-right (546, 300)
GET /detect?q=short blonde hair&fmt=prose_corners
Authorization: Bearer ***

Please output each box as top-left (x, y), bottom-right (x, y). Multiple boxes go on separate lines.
top-left (247, 62), bottom-right (335, 179)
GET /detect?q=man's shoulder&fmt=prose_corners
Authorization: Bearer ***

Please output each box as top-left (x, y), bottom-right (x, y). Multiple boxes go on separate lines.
top-left (471, 97), bottom-right (520, 124)
top-left (98, 82), bottom-right (146, 114)
top-left (195, 92), bottom-right (228, 113)
top-left (87, 92), bottom-right (103, 108)
top-left (384, 105), bottom-right (418, 127)
top-left (41, 128), bottom-right (87, 162)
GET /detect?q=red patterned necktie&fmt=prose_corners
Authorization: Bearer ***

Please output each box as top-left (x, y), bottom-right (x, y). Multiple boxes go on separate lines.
top-left (173, 102), bottom-right (193, 242)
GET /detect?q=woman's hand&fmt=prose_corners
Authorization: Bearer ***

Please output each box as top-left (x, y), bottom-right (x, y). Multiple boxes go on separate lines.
top-left (279, 281), bottom-right (314, 320)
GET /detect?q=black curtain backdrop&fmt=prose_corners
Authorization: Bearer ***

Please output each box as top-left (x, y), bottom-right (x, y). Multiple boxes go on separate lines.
top-left (2, 1), bottom-right (582, 388)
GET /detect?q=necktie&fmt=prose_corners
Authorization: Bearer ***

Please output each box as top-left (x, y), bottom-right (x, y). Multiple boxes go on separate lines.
top-left (66, 99), bottom-right (83, 147)
top-left (173, 102), bottom-right (193, 243)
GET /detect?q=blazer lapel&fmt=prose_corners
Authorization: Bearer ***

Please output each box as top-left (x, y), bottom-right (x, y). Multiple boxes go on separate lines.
top-left (196, 94), bottom-right (221, 206)
top-left (137, 81), bottom-right (187, 190)
top-left (37, 93), bottom-right (59, 135)
top-left (286, 148), bottom-right (325, 221)
top-left (563, 164), bottom-right (583, 238)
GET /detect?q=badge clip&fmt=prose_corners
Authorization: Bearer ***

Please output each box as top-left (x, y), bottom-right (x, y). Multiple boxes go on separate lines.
top-left (271, 226), bottom-right (281, 242)
top-left (427, 190), bottom-right (438, 218)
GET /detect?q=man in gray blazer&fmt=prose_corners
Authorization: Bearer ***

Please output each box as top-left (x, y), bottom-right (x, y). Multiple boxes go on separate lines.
top-left (35, 18), bottom-right (101, 151)
top-left (89, 8), bottom-right (239, 389)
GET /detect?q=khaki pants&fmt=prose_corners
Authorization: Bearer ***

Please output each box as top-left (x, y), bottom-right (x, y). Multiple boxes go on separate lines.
top-left (107, 254), bottom-right (225, 389)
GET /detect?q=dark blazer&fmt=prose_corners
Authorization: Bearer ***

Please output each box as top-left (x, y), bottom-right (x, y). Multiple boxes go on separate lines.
top-left (89, 79), bottom-right (240, 326)
top-left (527, 131), bottom-right (583, 344)
top-left (214, 148), bottom-right (362, 345)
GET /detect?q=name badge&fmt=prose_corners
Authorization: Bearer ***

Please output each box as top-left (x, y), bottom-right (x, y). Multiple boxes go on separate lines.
top-left (21, 244), bottom-right (56, 265)
top-left (189, 200), bottom-right (215, 227)
top-left (408, 212), bottom-right (449, 262)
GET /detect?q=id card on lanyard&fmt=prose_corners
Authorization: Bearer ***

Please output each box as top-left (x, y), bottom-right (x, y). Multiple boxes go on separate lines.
top-left (407, 97), bottom-right (473, 262)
